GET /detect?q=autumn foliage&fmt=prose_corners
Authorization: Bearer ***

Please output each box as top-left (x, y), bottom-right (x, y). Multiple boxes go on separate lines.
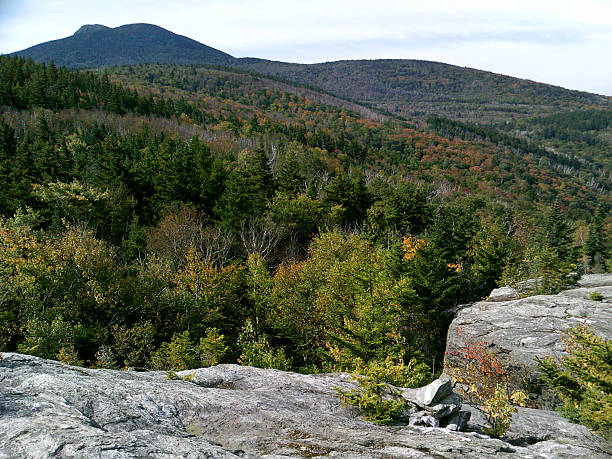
top-left (446, 333), bottom-right (527, 437)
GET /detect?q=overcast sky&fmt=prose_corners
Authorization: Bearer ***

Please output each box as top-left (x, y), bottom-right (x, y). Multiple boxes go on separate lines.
top-left (1, 0), bottom-right (611, 95)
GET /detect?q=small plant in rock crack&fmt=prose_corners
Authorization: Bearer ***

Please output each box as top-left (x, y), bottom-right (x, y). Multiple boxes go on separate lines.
top-left (589, 291), bottom-right (603, 301)
top-left (165, 370), bottom-right (196, 382)
top-left (446, 334), bottom-right (527, 438)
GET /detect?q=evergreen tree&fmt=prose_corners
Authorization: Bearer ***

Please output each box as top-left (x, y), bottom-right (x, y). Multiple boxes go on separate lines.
top-left (0, 122), bottom-right (17, 214)
top-left (543, 201), bottom-right (573, 262)
top-left (215, 148), bottom-right (275, 229)
top-left (426, 199), bottom-right (480, 263)
top-left (584, 205), bottom-right (609, 272)
top-left (323, 170), bottom-right (371, 226)
top-left (276, 153), bottom-right (305, 196)
top-left (250, 146), bottom-right (276, 198)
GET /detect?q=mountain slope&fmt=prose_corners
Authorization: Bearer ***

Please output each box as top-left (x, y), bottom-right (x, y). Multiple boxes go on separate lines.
top-left (1, 53), bottom-right (607, 220)
top-left (6, 24), bottom-right (612, 205)
top-left (12, 23), bottom-right (234, 68)
top-left (11, 23), bottom-right (610, 125)
top-left (233, 58), bottom-right (611, 122)
top-left (101, 63), bottom-right (610, 214)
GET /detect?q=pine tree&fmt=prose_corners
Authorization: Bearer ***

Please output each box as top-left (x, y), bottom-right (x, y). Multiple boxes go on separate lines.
top-left (0, 122), bottom-right (16, 214)
top-left (543, 201), bottom-right (573, 262)
top-left (276, 153), bottom-right (305, 196)
top-left (584, 205), bottom-right (609, 273)
top-left (250, 146), bottom-right (275, 199)
top-left (215, 148), bottom-right (275, 229)
top-left (324, 170), bottom-right (371, 226)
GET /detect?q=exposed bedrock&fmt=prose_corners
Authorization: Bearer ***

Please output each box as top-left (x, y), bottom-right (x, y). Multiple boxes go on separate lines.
top-left (445, 274), bottom-right (612, 406)
top-left (1, 352), bottom-right (610, 458)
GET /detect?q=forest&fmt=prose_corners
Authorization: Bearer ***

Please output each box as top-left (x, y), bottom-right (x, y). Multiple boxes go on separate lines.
top-left (0, 55), bottom-right (610, 380)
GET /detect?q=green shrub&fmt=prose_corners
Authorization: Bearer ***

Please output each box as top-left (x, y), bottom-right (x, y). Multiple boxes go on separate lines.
top-left (537, 326), bottom-right (611, 439)
top-left (57, 345), bottom-right (84, 367)
top-left (111, 322), bottom-right (156, 368)
top-left (151, 331), bottom-right (198, 371)
top-left (335, 356), bottom-right (429, 425)
top-left (335, 374), bottom-right (410, 425)
top-left (237, 319), bottom-right (291, 370)
top-left (151, 328), bottom-right (229, 372)
top-left (500, 244), bottom-right (575, 296)
top-left (352, 355), bottom-right (431, 388)
top-left (18, 316), bottom-right (82, 361)
top-left (198, 327), bottom-right (228, 367)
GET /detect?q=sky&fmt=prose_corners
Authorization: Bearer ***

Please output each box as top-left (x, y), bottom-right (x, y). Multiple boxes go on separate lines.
top-left (1, 0), bottom-right (611, 95)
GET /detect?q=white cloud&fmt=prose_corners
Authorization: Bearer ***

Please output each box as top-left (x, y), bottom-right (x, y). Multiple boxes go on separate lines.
top-left (1, 0), bottom-right (611, 94)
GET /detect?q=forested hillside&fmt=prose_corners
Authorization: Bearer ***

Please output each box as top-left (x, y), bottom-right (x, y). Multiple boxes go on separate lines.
top-left (0, 56), bottom-right (609, 381)
top-left (14, 23), bottom-right (610, 124)
top-left (13, 22), bottom-right (611, 190)
top-left (104, 63), bottom-right (610, 216)
top-left (234, 58), bottom-right (611, 122)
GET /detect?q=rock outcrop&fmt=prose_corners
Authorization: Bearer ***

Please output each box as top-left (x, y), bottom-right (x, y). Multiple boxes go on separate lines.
top-left (1, 352), bottom-right (610, 458)
top-left (401, 374), bottom-right (467, 429)
top-left (445, 274), bottom-right (612, 405)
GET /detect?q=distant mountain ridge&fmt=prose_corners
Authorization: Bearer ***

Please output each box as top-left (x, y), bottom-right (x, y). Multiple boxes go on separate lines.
top-left (13, 23), bottom-right (234, 68)
top-left (233, 58), bottom-right (611, 122)
top-left (11, 23), bottom-right (611, 123)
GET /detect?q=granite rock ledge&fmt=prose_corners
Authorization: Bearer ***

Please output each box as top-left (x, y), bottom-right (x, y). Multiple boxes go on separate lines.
top-left (1, 352), bottom-right (610, 458)
top-left (445, 273), bottom-right (612, 407)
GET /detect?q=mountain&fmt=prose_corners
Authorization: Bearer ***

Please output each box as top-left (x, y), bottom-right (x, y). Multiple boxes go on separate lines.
top-left (107, 63), bottom-right (611, 207)
top-left (7, 23), bottom-right (612, 201)
top-left (11, 23), bottom-right (611, 124)
top-left (234, 58), bottom-right (611, 123)
top-left (12, 23), bottom-right (234, 68)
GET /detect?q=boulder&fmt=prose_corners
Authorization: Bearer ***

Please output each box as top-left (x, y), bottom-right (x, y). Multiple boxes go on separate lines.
top-left (1, 352), bottom-right (610, 458)
top-left (427, 392), bottom-right (462, 419)
top-left (409, 412), bottom-right (440, 428)
top-left (486, 286), bottom-right (519, 302)
top-left (463, 404), bottom-right (609, 455)
top-left (445, 274), bottom-right (612, 405)
top-left (402, 374), bottom-right (453, 406)
top-left (401, 375), bottom-right (463, 427)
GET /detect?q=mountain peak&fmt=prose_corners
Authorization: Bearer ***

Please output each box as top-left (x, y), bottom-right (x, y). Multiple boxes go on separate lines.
top-left (74, 24), bottom-right (111, 36)
top-left (14, 23), bottom-right (234, 68)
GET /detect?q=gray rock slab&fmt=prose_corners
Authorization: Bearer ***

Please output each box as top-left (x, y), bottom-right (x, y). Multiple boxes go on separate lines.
top-left (463, 404), bottom-right (610, 455)
top-left (1, 353), bottom-right (610, 458)
top-left (578, 274), bottom-right (612, 288)
top-left (402, 374), bottom-right (453, 407)
top-left (487, 286), bottom-right (519, 302)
